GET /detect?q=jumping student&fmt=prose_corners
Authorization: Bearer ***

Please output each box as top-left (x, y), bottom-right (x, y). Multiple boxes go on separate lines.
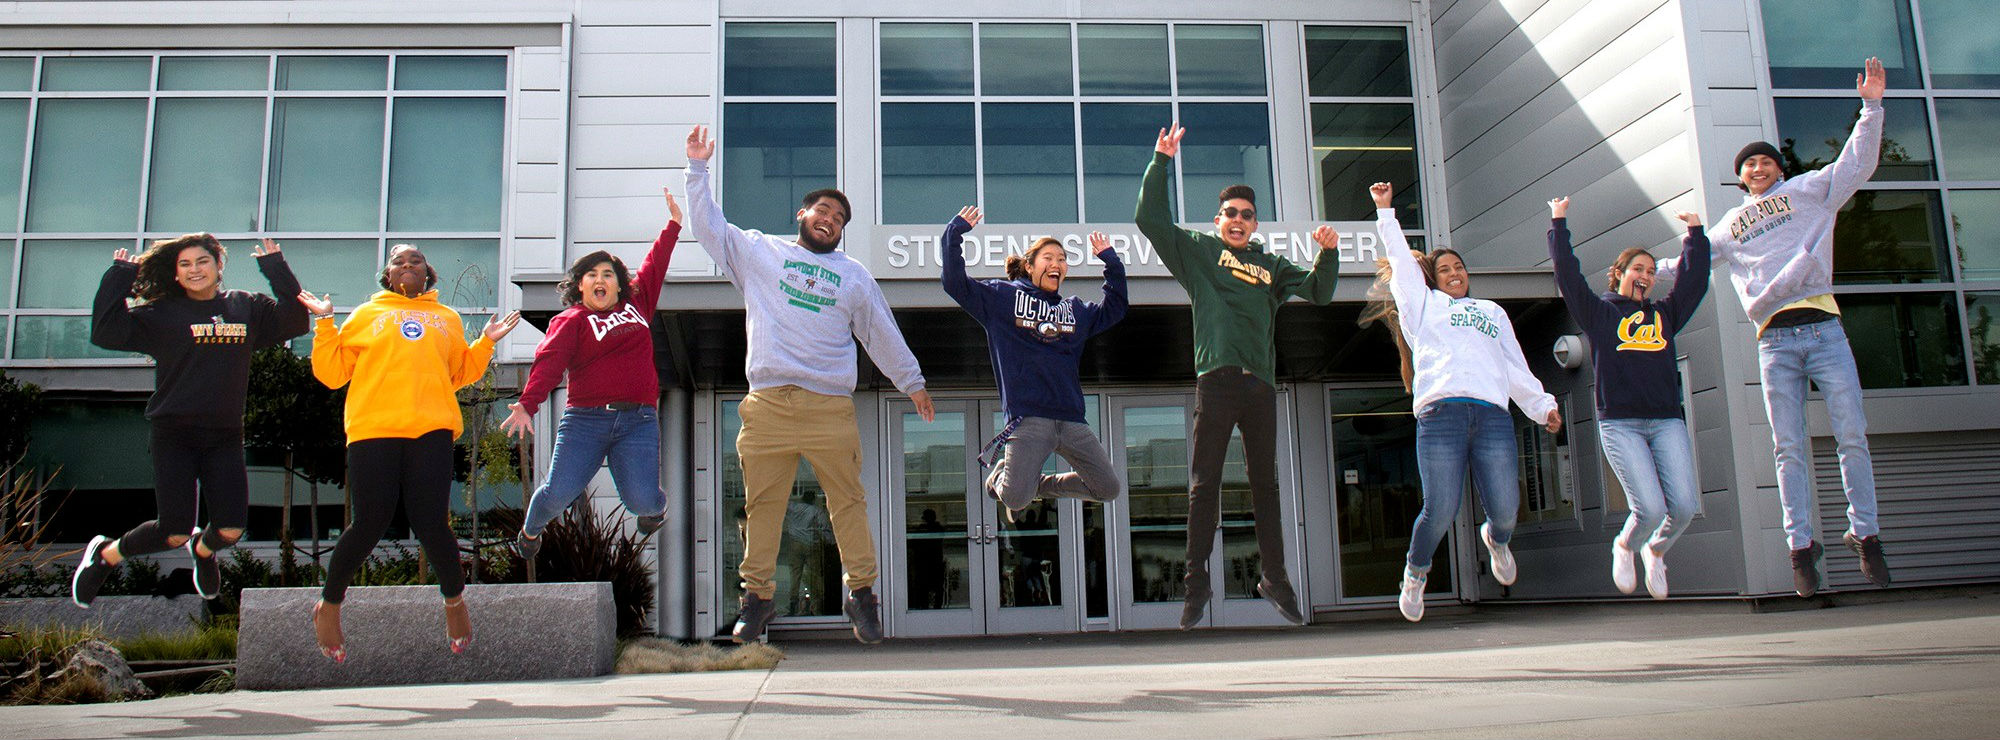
top-left (72, 235), bottom-right (310, 608)
top-left (938, 206), bottom-right (1128, 518)
top-left (1549, 197), bottom-right (1710, 599)
top-left (1137, 124), bottom-right (1342, 629)
top-left (1655, 57), bottom-right (1894, 597)
top-left (684, 125), bottom-right (933, 645)
top-left (302, 245), bottom-right (521, 662)
top-left (504, 187), bottom-right (683, 561)
top-left (1366, 182), bottom-right (1562, 623)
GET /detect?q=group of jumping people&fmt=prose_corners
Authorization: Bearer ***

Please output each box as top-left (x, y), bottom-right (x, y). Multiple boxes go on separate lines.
top-left (70, 57), bottom-right (1895, 653)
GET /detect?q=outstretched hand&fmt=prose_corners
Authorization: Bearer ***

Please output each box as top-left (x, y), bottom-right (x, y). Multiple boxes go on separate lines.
top-left (664, 186), bottom-right (682, 224)
top-left (1675, 210), bottom-right (1702, 228)
top-left (253, 238), bottom-right (281, 257)
top-left (1088, 231), bottom-right (1112, 257)
top-left (1549, 197), bottom-right (1569, 219)
top-left (500, 403), bottom-right (534, 439)
top-left (112, 248), bottom-right (132, 264)
top-left (686, 125), bottom-right (716, 163)
top-left (1369, 182), bottom-right (1395, 209)
top-left (1857, 57), bottom-right (1886, 101)
top-left (297, 291), bottom-right (332, 316)
top-left (482, 311), bottom-right (522, 342)
top-left (957, 205), bottom-right (983, 229)
top-left (1311, 225), bottom-right (1339, 251)
top-left (1155, 125), bottom-right (1185, 158)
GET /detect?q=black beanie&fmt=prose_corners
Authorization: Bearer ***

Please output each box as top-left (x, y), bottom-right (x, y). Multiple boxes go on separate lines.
top-left (1734, 141), bottom-right (1782, 175)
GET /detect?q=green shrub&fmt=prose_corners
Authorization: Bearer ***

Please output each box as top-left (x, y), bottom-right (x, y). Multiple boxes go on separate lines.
top-left (485, 502), bottom-right (656, 637)
top-left (115, 619), bottom-right (236, 661)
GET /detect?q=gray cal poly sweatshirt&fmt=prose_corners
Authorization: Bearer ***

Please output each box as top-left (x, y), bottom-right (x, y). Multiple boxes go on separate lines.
top-left (685, 159), bottom-right (926, 398)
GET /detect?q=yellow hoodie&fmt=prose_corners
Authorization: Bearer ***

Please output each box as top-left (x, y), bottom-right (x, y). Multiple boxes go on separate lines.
top-left (312, 290), bottom-right (495, 443)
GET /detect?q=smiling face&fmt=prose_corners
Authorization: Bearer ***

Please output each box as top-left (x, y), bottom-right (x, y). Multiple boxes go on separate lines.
top-left (385, 246), bottom-right (431, 297)
top-left (1431, 251), bottom-right (1471, 299)
top-left (1214, 198), bottom-right (1257, 250)
top-left (1739, 154), bottom-right (1782, 196)
top-left (1029, 241), bottom-right (1068, 293)
top-left (174, 245), bottom-right (221, 300)
top-left (1615, 251), bottom-right (1657, 301)
top-left (796, 196), bottom-right (848, 253)
top-left (579, 260), bottom-right (621, 311)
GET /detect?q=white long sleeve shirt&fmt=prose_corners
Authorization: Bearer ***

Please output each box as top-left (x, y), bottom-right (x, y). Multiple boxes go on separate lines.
top-left (1376, 208), bottom-right (1557, 422)
top-left (685, 159), bottom-right (926, 398)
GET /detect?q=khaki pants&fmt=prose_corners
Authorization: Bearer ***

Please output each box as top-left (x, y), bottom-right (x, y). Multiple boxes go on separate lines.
top-left (737, 385), bottom-right (877, 599)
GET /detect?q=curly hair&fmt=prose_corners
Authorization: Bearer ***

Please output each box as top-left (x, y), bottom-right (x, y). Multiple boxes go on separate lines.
top-left (556, 251), bottom-right (634, 308)
top-left (1607, 247), bottom-right (1654, 292)
top-left (377, 244), bottom-right (438, 292)
top-left (131, 233), bottom-right (225, 304)
top-left (1004, 238), bottom-right (1066, 282)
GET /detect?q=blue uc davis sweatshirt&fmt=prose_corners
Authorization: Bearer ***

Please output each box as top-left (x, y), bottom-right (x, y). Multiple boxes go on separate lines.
top-left (939, 217), bottom-right (1128, 423)
top-left (1550, 217), bottom-right (1711, 419)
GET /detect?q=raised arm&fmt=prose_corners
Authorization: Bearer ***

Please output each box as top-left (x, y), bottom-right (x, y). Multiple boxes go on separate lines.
top-left (1135, 125), bottom-right (1206, 279)
top-left (446, 312), bottom-right (515, 390)
top-left (1277, 225), bottom-right (1341, 305)
top-left (90, 252), bottom-right (153, 354)
top-left (1372, 183), bottom-right (1432, 326)
top-left (683, 125), bottom-right (763, 282)
top-left (305, 293), bottom-right (357, 389)
top-left (1546, 198), bottom-right (1611, 334)
top-left (1663, 211), bottom-right (1712, 331)
top-left (1794, 57), bottom-right (1886, 208)
top-left (252, 240), bottom-right (310, 347)
top-left (939, 206), bottom-right (1001, 315)
top-left (629, 188), bottom-right (683, 311)
top-left (1087, 231), bottom-right (1129, 335)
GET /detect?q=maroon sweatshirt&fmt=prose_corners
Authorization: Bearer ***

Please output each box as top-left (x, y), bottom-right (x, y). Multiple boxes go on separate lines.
top-left (519, 222), bottom-right (679, 414)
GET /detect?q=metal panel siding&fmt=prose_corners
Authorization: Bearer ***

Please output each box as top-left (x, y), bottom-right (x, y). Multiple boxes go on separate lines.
top-left (1814, 432), bottom-right (2000, 589)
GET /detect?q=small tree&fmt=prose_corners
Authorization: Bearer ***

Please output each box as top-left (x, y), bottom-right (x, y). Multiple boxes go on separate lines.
top-left (244, 346), bottom-right (347, 576)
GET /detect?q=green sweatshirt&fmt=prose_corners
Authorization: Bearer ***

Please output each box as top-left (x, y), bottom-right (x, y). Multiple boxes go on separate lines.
top-left (1136, 152), bottom-right (1338, 386)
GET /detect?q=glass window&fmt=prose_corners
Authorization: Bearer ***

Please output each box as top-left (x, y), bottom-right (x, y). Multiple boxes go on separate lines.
top-left (0, 240), bottom-right (12, 308)
top-left (1935, 99), bottom-right (2000, 181)
top-left (26, 401), bottom-right (152, 492)
top-left (1761, 0), bottom-right (1921, 88)
top-left (1082, 103), bottom-right (1173, 223)
top-left (1078, 24), bottom-right (1169, 96)
top-left (1833, 190), bottom-right (1948, 284)
top-left (1174, 25), bottom-right (1266, 96)
top-left (0, 100), bottom-right (25, 232)
top-left (158, 56), bottom-right (267, 91)
top-left (272, 239), bottom-right (380, 307)
top-left (982, 102), bottom-right (1077, 224)
top-left (1774, 97), bottom-right (1933, 182)
top-left (1306, 26), bottom-right (1412, 97)
top-left (1918, 0), bottom-right (2000, 88)
top-left (725, 24), bottom-right (835, 96)
top-left (389, 98), bottom-right (503, 231)
top-left (1969, 292), bottom-right (2000, 384)
top-left (147, 98), bottom-right (265, 233)
top-left (1313, 102), bottom-right (1422, 224)
top-left (14, 316), bottom-right (139, 359)
top-left (880, 103), bottom-right (974, 225)
top-left (19, 239), bottom-right (127, 309)
top-left (721, 103), bottom-right (837, 235)
top-left (275, 56), bottom-right (387, 91)
top-left (394, 56), bottom-right (506, 91)
top-left (0, 58), bottom-right (30, 91)
top-left (40, 57), bottom-right (149, 92)
top-left (980, 24), bottom-right (1072, 96)
top-left (26, 99), bottom-right (145, 233)
top-left (266, 98), bottom-right (386, 231)
top-left (1839, 292), bottom-right (1967, 388)
top-left (1177, 103), bottom-right (1271, 220)
top-left (409, 238), bottom-right (500, 308)
top-left (1951, 190), bottom-right (2000, 282)
top-left (881, 24), bottom-right (972, 96)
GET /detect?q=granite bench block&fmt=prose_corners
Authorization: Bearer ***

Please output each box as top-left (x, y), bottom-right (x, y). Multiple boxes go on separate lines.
top-left (236, 583), bottom-right (617, 691)
top-left (0, 595), bottom-right (206, 640)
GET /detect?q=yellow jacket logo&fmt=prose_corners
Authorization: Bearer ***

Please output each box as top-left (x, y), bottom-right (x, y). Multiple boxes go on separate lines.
top-left (1616, 311), bottom-right (1667, 352)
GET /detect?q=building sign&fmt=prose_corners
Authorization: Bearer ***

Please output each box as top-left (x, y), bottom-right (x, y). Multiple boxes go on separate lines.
top-left (861, 222), bottom-right (1393, 279)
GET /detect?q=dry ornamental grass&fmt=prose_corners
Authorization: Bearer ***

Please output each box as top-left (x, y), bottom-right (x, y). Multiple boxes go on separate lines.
top-left (615, 639), bottom-right (784, 674)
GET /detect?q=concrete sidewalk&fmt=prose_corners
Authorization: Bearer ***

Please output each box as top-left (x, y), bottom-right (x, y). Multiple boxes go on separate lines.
top-left (9, 592), bottom-right (1999, 739)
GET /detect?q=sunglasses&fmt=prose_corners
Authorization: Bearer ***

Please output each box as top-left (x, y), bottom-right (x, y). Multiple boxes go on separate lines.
top-left (1217, 206), bottom-right (1257, 221)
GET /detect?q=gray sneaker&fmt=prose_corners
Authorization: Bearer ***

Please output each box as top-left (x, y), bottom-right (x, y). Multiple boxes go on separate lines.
top-left (845, 586), bottom-right (884, 644)
top-left (1790, 541), bottom-right (1823, 598)
top-left (1179, 579), bottom-right (1212, 631)
top-left (1257, 577), bottom-right (1307, 626)
top-left (635, 514), bottom-right (665, 539)
top-left (1843, 533), bottom-right (1892, 588)
top-left (733, 592), bottom-right (776, 644)
top-left (515, 531), bottom-right (542, 563)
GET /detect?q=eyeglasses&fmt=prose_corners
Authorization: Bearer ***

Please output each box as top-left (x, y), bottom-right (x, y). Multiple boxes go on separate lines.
top-left (1217, 206), bottom-right (1257, 221)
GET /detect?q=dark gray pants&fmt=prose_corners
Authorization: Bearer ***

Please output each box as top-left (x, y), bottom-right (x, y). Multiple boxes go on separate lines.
top-left (985, 417), bottom-right (1121, 509)
top-left (1185, 368), bottom-right (1285, 598)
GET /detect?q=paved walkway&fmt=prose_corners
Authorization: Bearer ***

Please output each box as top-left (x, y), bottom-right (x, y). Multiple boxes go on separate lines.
top-left (11, 592), bottom-right (2000, 738)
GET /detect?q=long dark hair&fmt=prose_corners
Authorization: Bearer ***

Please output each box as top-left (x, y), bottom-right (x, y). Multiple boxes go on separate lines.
top-left (132, 233), bottom-right (225, 304)
top-left (556, 251), bottom-right (634, 308)
top-left (1358, 248), bottom-right (1463, 393)
top-left (1005, 238), bottom-right (1065, 282)
top-left (1607, 247), bottom-right (1653, 292)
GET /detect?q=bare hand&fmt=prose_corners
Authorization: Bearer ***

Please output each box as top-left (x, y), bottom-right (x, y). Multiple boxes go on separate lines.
top-left (956, 205), bottom-right (983, 229)
top-left (1549, 197), bottom-right (1569, 219)
top-left (1310, 225), bottom-right (1339, 251)
top-left (297, 291), bottom-right (332, 316)
top-left (1155, 125), bottom-right (1186, 158)
top-left (1088, 231), bottom-right (1112, 257)
top-left (113, 248), bottom-right (132, 264)
top-left (253, 238), bottom-right (281, 257)
top-left (910, 389), bottom-right (936, 423)
top-left (1675, 210), bottom-right (1702, 228)
top-left (686, 125), bottom-right (716, 163)
top-left (1857, 57), bottom-right (1886, 101)
top-left (1370, 182), bottom-right (1395, 209)
top-left (1544, 410), bottom-right (1563, 435)
top-left (500, 403), bottom-right (534, 439)
top-left (482, 311), bottom-right (522, 342)
top-left (664, 186), bottom-right (683, 225)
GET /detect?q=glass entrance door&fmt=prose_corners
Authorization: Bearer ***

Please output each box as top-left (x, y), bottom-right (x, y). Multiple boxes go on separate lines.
top-left (1327, 387), bottom-right (1454, 603)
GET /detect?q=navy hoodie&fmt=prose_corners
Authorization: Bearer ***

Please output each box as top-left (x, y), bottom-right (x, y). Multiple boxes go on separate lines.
top-left (1550, 218), bottom-right (1710, 420)
top-left (940, 217), bottom-right (1127, 423)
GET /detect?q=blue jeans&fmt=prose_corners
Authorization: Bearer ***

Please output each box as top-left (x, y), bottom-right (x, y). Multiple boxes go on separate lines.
top-left (1407, 401), bottom-right (1519, 572)
top-left (521, 406), bottom-right (666, 537)
top-left (1600, 417), bottom-right (1699, 557)
top-left (1758, 318), bottom-right (1876, 550)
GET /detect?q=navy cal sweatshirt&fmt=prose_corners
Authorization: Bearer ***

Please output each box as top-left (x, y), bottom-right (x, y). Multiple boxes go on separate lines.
top-left (1549, 217), bottom-right (1710, 420)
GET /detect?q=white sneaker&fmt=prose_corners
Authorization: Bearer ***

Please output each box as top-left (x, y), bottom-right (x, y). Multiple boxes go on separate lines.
top-left (1611, 540), bottom-right (1637, 594)
top-left (1480, 523), bottom-right (1517, 586)
top-left (1398, 566), bottom-right (1427, 622)
top-left (1642, 547), bottom-right (1669, 600)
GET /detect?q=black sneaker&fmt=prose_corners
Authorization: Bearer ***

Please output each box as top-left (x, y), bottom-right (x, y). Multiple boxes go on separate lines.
top-left (1257, 577), bottom-right (1307, 626)
top-left (1790, 540), bottom-right (1824, 598)
top-left (845, 586), bottom-right (884, 644)
top-left (71, 535), bottom-right (114, 609)
top-left (732, 592), bottom-right (775, 644)
top-left (1844, 533), bottom-right (1892, 588)
top-left (187, 528), bottom-right (220, 600)
top-left (635, 514), bottom-right (665, 539)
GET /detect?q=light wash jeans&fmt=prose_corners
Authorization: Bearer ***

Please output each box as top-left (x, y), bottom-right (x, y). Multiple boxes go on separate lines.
top-left (1407, 400), bottom-right (1518, 572)
top-left (1599, 417), bottom-right (1699, 557)
top-left (1758, 318), bottom-right (1877, 550)
top-left (522, 405), bottom-right (666, 537)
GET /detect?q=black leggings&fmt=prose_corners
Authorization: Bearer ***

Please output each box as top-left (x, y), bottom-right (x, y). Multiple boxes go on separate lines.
top-left (117, 421), bottom-right (249, 557)
top-left (321, 430), bottom-right (464, 604)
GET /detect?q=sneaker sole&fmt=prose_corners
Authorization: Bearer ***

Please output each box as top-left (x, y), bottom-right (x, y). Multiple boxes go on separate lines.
top-left (71, 535), bottom-right (111, 609)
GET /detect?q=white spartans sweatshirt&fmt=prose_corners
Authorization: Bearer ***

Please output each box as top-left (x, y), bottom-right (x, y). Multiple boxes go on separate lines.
top-left (685, 159), bottom-right (926, 398)
top-left (1659, 99), bottom-right (1883, 327)
top-left (1376, 209), bottom-right (1558, 422)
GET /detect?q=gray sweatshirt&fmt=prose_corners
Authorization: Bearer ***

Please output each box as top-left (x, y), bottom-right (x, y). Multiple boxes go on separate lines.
top-left (685, 159), bottom-right (926, 398)
top-left (1658, 100), bottom-right (1882, 326)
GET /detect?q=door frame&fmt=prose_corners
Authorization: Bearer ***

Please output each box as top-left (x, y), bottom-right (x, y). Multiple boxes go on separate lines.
top-left (1321, 381), bottom-right (1462, 608)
